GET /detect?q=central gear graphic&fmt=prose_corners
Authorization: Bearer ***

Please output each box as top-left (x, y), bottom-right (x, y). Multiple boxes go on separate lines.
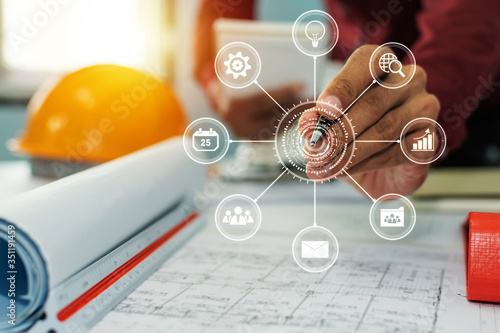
top-left (224, 52), bottom-right (251, 79)
top-left (274, 100), bottom-right (356, 182)
top-left (200, 19), bottom-right (426, 272)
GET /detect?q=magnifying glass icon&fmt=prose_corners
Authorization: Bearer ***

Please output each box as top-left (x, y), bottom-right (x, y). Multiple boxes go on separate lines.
top-left (389, 59), bottom-right (405, 78)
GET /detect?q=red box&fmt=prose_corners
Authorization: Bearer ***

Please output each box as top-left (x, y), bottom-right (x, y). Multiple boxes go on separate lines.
top-left (463, 212), bottom-right (500, 303)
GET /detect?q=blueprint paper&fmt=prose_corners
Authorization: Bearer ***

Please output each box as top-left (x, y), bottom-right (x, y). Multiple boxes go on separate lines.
top-left (90, 202), bottom-right (500, 333)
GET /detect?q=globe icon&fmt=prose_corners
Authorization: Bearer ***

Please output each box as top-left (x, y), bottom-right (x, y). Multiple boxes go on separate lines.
top-left (379, 53), bottom-right (398, 73)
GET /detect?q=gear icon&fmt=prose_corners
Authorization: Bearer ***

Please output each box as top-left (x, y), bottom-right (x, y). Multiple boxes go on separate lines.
top-left (232, 59), bottom-right (244, 71)
top-left (224, 51), bottom-right (251, 79)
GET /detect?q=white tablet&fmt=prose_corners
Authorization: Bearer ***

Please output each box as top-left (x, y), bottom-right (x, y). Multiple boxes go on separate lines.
top-left (214, 18), bottom-right (325, 99)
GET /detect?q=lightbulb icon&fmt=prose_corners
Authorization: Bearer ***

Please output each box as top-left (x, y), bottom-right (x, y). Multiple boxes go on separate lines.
top-left (305, 20), bottom-right (326, 48)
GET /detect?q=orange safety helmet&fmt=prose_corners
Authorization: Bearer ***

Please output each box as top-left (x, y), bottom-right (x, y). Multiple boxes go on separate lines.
top-left (9, 64), bottom-right (187, 176)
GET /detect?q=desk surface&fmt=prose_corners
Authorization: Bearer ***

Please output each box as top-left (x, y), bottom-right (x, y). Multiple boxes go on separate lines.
top-left (1, 161), bottom-right (499, 333)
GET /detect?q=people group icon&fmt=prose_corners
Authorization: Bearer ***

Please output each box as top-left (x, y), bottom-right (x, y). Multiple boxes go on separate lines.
top-left (380, 207), bottom-right (405, 227)
top-left (222, 207), bottom-right (255, 225)
top-left (383, 213), bottom-right (401, 224)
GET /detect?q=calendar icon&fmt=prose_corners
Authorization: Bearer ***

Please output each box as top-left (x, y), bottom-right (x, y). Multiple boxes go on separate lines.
top-left (192, 128), bottom-right (219, 151)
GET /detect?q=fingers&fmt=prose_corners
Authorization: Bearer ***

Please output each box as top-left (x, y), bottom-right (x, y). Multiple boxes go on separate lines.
top-left (303, 88), bottom-right (439, 180)
top-left (302, 70), bottom-right (419, 167)
top-left (314, 44), bottom-right (424, 140)
top-left (347, 92), bottom-right (439, 171)
top-left (297, 107), bottom-right (319, 137)
top-left (317, 44), bottom-right (392, 113)
top-left (347, 144), bottom-right (403, 174)
top-left (306, 144), bottom-right (355, 181)
top-left (298, 42), bottom-right (433, 181)
top-left (298, 45), bottom-right (420, 162)
top-left (342, 64), bottom-right (424, 138)
top-left (346, 126), bottom-right (437, 176)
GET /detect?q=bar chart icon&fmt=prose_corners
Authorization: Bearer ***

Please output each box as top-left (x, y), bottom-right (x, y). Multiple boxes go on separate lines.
top-left (412, 128), bottom-right (434, 151)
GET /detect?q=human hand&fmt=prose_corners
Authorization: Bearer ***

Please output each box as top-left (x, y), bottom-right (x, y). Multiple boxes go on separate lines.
top-left (299, 44), bottom-right (440, 198)
top-left (207, 78), bottom-right (303, 139)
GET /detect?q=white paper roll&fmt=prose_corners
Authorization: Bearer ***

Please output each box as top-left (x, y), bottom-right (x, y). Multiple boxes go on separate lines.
top-left (0, 137), bottom-right (205, 331)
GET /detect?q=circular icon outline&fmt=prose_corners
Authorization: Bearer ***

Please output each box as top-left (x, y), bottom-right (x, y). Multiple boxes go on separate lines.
top-left (215, 194), bottom-right (262, 241)
top-left (183, 117), bottom-right (230, 165)
top-left (369, 42), bottom-right (416, 90)
top-left (274, 100), bottom-right (356, 182)
top-left (369, 193), bottom-right (416, 241)
top-left (214, 42), bottom-right (262, 89)
top-left (292, 10), bottom-right (339, 58)
top-left (292, 225), bottom-right (340, 273)
top-left (399, 117), bottom-right (447, 165)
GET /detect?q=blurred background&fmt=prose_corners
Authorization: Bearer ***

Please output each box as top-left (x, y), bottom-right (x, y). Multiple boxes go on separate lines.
top-left (0, 0), bottom-right (323, 162)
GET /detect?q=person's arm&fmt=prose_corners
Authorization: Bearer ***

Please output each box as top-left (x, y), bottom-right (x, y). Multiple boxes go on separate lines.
top-left (411, 0), bottom-right (500, 152)
top-left (300, 1), bottom-right (500, 198)
top-left (299, 45), bottom-right (439, 198)
top-left (193, 0), bottom-right (302, 139)
top-left (194, 0), bottom-right (255, 92)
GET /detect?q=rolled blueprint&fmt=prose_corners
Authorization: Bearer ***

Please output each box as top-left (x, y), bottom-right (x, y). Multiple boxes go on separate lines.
top-left (0, 137), bottom-right (205, 332)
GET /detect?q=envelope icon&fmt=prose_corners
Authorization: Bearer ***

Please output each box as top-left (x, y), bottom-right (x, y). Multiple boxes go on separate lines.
top-left (301, 241), bottom-right (329, 259)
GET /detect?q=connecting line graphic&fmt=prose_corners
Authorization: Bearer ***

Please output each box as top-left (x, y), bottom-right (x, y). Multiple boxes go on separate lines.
top-left (313, 56), bottom-right (317, 101)
top-left (344, 171), bottom-right (376, 202)
top-left (229, 140), bottom-right (274, 143)
top-left (341, 79), bottom-right (377, 114)
top-left (254, 169), bottom-right (287, 203)
top-left (198, 17), bottom-right (429, 272)
top-left (313, 181), bottom-right (317, 226)
top-left (254, 80), bottom-right (287, 114)
top-left (355, 139), bottom-right (400, 143)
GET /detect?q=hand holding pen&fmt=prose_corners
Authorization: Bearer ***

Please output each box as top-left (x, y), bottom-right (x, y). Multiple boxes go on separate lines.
top-left (299, 44), bottom-right (439, 198)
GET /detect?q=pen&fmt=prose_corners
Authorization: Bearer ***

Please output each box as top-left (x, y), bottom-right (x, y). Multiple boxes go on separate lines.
top-left (310, 116), bottom-right (334, 146)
